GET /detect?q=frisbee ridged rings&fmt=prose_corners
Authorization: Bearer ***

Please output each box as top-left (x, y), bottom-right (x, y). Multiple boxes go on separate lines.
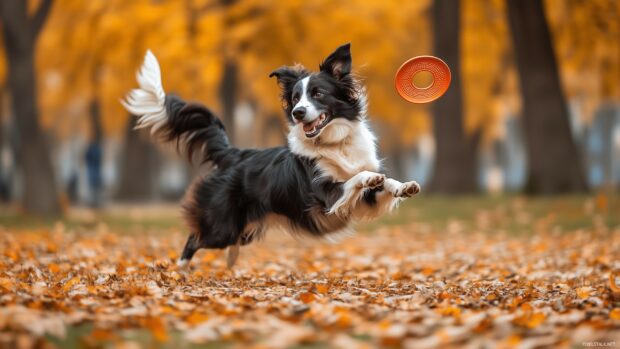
top-left (395, 56), bottom-right (451, 104)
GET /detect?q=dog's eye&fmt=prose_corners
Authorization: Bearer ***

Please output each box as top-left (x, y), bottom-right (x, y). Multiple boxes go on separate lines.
top-left (312, 91), bottom-right (324, 99)
top-left (292, 94), bottom-right (300, 104)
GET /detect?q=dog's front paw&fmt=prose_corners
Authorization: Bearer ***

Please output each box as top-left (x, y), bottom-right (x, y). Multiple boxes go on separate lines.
top-left (395, 181), bottom-right (420, 198)
top-left (359, 173), bottom-right (385, 189)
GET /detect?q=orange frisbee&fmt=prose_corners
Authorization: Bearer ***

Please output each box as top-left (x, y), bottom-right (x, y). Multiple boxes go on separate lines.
top-left (395, 56), bottom-right (451, 104)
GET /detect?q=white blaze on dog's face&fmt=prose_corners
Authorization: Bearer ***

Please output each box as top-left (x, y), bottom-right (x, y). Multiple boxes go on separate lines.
top-left (291, 76), bottom-right (327, 138)
top-left (269, 43), bottom-right (366, 144)
top-left (290, 77), bottom-right (329, 138)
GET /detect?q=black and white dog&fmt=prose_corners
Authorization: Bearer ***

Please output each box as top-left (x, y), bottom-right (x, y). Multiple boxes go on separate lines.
top-left (123, 43), bottom-right (420, 268)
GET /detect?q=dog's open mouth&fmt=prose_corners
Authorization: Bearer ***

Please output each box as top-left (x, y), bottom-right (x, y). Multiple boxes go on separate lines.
top-left (302, 113), bottom-right (329, 138)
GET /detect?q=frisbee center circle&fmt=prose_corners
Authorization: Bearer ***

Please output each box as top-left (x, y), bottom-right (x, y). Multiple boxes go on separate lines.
top-left (412, 70), bottom-right (434, 90)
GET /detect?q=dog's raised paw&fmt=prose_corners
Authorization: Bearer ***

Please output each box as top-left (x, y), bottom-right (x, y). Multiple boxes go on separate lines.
top-left (396, 181), bottom-right (420, 197)
top-left (362, 173), bottom-right (385, 189)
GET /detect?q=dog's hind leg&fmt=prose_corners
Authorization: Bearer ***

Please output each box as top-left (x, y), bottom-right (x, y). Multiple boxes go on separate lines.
top-left (177, 233), bottom-right (200, 268)
top-left (226, 243), bottom-right (240, 269)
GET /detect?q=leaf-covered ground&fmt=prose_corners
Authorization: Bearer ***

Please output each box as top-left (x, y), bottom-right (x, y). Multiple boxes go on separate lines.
top-left (0, 195), bottom-right (619, 349)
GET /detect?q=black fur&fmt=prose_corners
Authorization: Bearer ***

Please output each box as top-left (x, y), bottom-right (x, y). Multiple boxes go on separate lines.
top-left (163, 96), bottom-right (234, 166)
top-left (180, 145), bottom-right (347, 249)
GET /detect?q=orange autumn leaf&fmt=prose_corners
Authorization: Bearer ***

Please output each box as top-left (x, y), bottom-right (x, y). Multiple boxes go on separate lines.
top-left (299, 292), bottom-right (316, 304)
top-left (315, 284), bottom-right (329, 294)
top-left (438, 306), bottom-right (461, 317)
top-left (506, 334), bottom-right (522, 346)
top-left (0, 278), bottom-right (14, 292)
top-left (62, 277), bottom-right (80, 292)
top-left (520, 303), bottom-right (533, 313)
top-left (46, 242), bottom-right (58, 253)
top-left (391, 272), bottom-right (405, 280)
top-left (335, 311), bottom-right (352, 328)
top-left (610, 309), bottom-right (620, 321)
top-left (438, 292), bottom-right (451, 300)
top-left (421, 267), bottom-right (435, 276)
top-left (378, 319), bottom-right (392, 330)
top-left (90, 328), bottom-right (117, 341)
top-left (514, 312), bottom-right (546, 329)
top-left (595, 193), bottom-right (608, 211)
top-left (576, 286), bottom-right (593, 299)
top-left (5, 250), bottom-right (18, 262)
top-left (185, 313), bottom-right (209, 326)
top-left (144, 317), bottom-right (168, 342)
top-left (527, 313), bottom-right (546, 328)
top-left (48, 263), bottom-right (61, 274)
top-left (202, 252), bottom-right (218, 263)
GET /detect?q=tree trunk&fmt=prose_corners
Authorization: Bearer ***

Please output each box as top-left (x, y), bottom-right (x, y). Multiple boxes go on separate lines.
top-left (429, 0), bottom-right (479, 194)
top-left (0, 0), bottom-right (60, 216)
top-left (506, 0), bottom-right (587, 194)
top-left (218, 60), bottom-right (238, 144)
top-left (0, 90), bottom-right (6, 203)
top-left (116, 116), bottom-right (161, 202)
top-left (261, 114), bottom-right (286, 148)
top-left (384, 146), bottom-right (407, 183)
top-left (217, 0), bottom-right (240, 145)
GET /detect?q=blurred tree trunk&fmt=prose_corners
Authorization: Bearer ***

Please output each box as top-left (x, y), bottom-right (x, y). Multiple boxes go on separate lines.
top-left (0, 0), bottom-right (61, 216)
top-left (506, 0), bottom-right (587, 194)
top-left (218, 60), bottom-right (238, 144)
top-left (385, 146), bottom-right (406, 182)
top-left (75, 26), bottom-right (107, 205)
top-left (116, 116), bottom-right (161, 202)
top-left (0, 89), bottom-right (6, 203)
top-left (430, 0), bottom-right (479, 194)
top-left (83, 98), bottom-right (104, 206)
top-left (218, 0), bottom-right (240, 145)
top-left (597, 107), bottom-right (616, 188)
top-left (261, 115), bottom-right (286, 148)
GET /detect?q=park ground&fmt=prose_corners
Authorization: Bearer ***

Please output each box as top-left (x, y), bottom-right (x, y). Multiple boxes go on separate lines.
top-left (0, 194), bottom-right (619, 348)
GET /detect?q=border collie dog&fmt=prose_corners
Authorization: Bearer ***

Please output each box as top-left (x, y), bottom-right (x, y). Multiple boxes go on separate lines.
top-left (123, 43), bottom-right (420, 268)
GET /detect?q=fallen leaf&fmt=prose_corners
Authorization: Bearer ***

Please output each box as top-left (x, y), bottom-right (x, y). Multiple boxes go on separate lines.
top-left (299, 292), bottom-right (316, 304)
top-left (576, 287), bottom-right (593, 299)
top-left (143, 317), bottom-right (168, 342)
top-left (315, 284), bottom-right (329, 294)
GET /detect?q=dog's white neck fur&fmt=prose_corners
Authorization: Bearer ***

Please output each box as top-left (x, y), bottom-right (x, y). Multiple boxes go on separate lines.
top-left (287, 93), bottom-right (381, 182)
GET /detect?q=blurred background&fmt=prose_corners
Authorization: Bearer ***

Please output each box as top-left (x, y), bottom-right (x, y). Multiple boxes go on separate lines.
top-left (0, 0), bottom-right (618, 218)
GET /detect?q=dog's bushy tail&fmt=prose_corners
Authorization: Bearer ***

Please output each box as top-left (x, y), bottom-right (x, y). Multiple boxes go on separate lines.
top-left (122, 50), bottom-right (233, 165)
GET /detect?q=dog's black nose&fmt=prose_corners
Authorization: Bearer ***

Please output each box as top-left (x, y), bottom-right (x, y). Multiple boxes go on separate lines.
top-left (292, 107), bottom-right (306, 120)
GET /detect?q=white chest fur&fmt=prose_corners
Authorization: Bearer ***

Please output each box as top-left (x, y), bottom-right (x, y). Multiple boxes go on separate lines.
top-left (288, 119), bottom-right (381, 182)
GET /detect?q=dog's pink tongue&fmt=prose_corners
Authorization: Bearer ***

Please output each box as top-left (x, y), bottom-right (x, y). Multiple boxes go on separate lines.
top-left (303, 119), bottom-right (319, 132)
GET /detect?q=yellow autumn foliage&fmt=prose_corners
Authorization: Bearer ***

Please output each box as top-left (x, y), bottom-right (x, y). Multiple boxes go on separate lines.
top-left (0, 0), bottom-right (617, 145)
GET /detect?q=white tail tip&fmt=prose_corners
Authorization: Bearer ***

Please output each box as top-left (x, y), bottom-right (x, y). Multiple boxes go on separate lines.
top-left (122, 50), bottom-right (167, 135)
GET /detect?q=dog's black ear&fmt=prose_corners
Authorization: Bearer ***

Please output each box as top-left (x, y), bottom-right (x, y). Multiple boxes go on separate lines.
top-left (269, 66), bottom-right (304, 91)
top-left (320, 43), bottom-right (352, 80)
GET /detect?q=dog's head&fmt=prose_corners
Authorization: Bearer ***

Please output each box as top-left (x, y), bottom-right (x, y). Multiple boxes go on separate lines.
top-left (270, 43), bottom-right (365, 144)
